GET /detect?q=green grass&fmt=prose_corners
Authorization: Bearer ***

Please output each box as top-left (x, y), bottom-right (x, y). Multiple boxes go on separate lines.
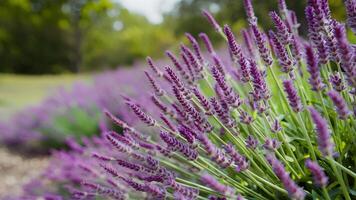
top-left (0, 74), bottom-right (91, 120)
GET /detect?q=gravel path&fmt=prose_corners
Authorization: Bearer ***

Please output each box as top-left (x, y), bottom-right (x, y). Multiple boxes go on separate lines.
top-left (0, 147), bottom-right (49, 198)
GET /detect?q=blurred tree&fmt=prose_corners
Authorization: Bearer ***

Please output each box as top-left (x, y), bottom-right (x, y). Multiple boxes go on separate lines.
top-left (0, 0), bottom-right (176, 74)
top-left (165, 0), bottom-right (347, 42)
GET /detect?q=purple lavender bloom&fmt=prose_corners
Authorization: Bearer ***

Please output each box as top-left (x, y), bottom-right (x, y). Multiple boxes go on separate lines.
top-left (239, 110), bottom-right (253, 125)
top-left (305, 44), bottom-right (325, 91)
top-left (269, 30), bottom-right (294, 73)
top-left (144, 71), bottom-right (165, 96)
top-left (160, 131), bottom-right (198, 160)
top-left (249, 59), bottom-right (270, 100)
top-left (192, 87), bottom-right (213, 115)
top-left (202, 10), bottom-right (221, 32)
top-left (201, 173), bottom-right (233, 195)
top-left (241, 28), bottom-right (256, 59)
top-left (327, 90), bottom-right (350, 119)
top-left (250, 24), bottom-right (273, 66)
top-left (146, 57), bottom-right (164, 77)
top-left (271, 119), bottom-right (282, 133)
top-left (269, 11), bottom-right (292, 45)
top-left (126, 101), bottom-right (156, 126)
top-left (185, 33), bottom-right (204, 64)
top-left (263, 138), bottom-right (281, 150)
top-left (266, 154), bottom-right (306, 200)
top-left (224, 143), bottom-right (249, 172)
top-left (305, 6), bottom-right (329, 64)
top-left (345, 0), bottom-right (356, 33)
top-left (224, 25), bottom-right (251, 83)
top-left (166, 50), bottom-right (190, 82)
top-left (283, 79), bottom-right (303, 112)
top-left (211, 65), bottom-right (242, 108)
top-left (334, 23), bottom-right (356, 87)
top-left (329, 73), bottom-right (345, 92)
top-left (199, 32), bottom-right (215, 54)
top-left (305, 159), bottom-right (328, 187)
top-left (197, 133), bottom-right (232, 168)
top-left (181, 44), bottom-right (204, 78)
top-left (243, 0), bottom-right (257, 25)
top-left (246, 135), bottom-right (258, 149)
top-left (308, 106), bottom-right (334, 157)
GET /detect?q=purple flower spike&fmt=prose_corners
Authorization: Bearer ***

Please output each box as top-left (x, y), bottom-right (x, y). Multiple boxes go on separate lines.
top-left (144, 71), bottom-right (165, 96)
top-left (305, 159), bottom-right (328, 187)
top-left (223, 25), bottom-right (241, 59)
top-left (329, 73), bottom-right (345, 92)
top-left (201, 173), bottom-right (233, 195)
top-left (269, 11), bottom-right (292, 45)
top-left (250, 24), bottom-right (273, 66)
top-left (246, 135), bottom-right (258, 149)
top-left (308, 106), bottom-right (334, 157)
top-left (192, 87), bottom-right (213, 115)
top-left (269, 30), bottom-right (294, 73)
top-left (160, 131), bottom-right (198, 160)
top-left (249, 59), bottom-right (270, 100)
top-left (345, 0), bottom-right (356, 34)
top-left (185, 33), bottom-right (204, 64)
top-left (305, 6), bottom-right (329, 64)
top-left (146, 56), bottom-right (163, 77)
top-left (305, 44), bottom-right (325, 91)
top-left (266, 154), bottom-right (306, 200)
top-left (334, 23), bottom-right (356, 87)
top-left (241, 29), bottom-right (256, 59)
top-left (166, 50), bottom-right (190, 82)
top-left (283, 79), bottom-right (302, 112)
top-left (243, 0), bottom-right (257, 25)
top-left (224, 143), bottom-right (249, 172)
top-left (327, 90), bottom-right (350, 119)
top-left (263, 138), bottom-right (281, 150)
top-left (202, 10), bottom-right (221, 32)
top-left (199, 32), bottom-right (215, 54)
top-left (126, 101), bottom-right (156, 126)
top-left (271, 119), bottom-right (282, 133)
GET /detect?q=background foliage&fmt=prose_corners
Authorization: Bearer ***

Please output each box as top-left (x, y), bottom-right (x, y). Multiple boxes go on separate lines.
top-left (0, 0), bottom-right (348, 74)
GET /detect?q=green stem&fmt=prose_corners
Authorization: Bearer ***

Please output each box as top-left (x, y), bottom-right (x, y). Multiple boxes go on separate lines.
top-left (297, 112), bottom-right (317, 160)
top-left (328, 157), bottom-right (351, 200)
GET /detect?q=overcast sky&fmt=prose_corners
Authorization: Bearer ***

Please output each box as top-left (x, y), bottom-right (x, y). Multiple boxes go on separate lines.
top-left (117, 0), bottom-right (180, 24)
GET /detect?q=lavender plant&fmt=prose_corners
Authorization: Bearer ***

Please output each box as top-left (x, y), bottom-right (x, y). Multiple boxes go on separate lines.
top-left (21, 0), bottom-right (356, 199)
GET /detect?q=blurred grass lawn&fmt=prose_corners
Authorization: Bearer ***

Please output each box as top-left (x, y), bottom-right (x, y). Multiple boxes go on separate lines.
top-left (0, 74), bottom-right (91, 120)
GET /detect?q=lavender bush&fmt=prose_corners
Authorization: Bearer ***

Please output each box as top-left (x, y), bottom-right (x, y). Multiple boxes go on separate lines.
top-left (18, 0), bottom-right (356, 199)
top-left (0, 67), bottom-right (166, 152)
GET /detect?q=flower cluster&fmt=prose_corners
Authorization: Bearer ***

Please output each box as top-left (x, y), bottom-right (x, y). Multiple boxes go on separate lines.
top-left (18, 0), bottom-right (356, 200)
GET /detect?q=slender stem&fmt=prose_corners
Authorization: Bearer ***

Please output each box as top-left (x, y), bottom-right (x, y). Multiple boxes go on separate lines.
top-left (322, 186), bottom-right (332, 200)
top-left (330, 159), bottom-right (356, 178)
top-left (328, 157), bottom-right (351, 200)
top-left (297, 112), bottom-right (317, 160)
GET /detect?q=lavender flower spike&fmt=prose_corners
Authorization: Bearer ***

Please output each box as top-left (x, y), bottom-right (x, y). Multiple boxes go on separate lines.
top-left (250, 24), bottom-right (273, 66)
top-left (305, 159), bottom-right (328, 187)
top-left (126, 101), bottom-right (156, 126)
top-left (202, 10), bottom-right (221, 32)
top-left (308, 106), bottom-right (334, 157)
top-left (327, 90), bottom-right (350, 119)
top-left (243, 0), bottom-right (257, 25)
top-left (269, 11), bottom-right (292, 45)
top-left (266, 154), bottom-right (306, 200)
top-left (345, 0), bottom-right (356, 34)
top-left (305, 44), bottom-right (324, 91)
top-left (200, 173), bottom-right (233, 195)
top-left (283, 79), bottom-right (302, 112)
top-left (269, 30), bottom-right (294, 73)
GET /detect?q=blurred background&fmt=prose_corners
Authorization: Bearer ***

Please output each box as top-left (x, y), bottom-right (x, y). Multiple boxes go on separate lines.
top-left (0, 0), bottom-right (352, 198)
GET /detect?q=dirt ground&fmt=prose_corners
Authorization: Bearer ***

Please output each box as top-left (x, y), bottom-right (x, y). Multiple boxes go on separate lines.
top-left (0, 147), bottom-right (49, 198)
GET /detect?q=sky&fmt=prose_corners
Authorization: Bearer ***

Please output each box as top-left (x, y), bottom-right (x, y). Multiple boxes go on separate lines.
top-left (118, 0), bottom-right (181, 24)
